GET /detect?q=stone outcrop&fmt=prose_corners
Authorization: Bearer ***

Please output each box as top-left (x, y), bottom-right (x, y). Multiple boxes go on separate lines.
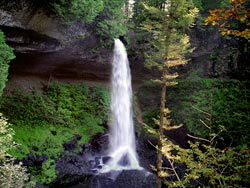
top-left (0, 0), bottom-right (113, 83)
top-left (0, 0), bottom-right (90, 51)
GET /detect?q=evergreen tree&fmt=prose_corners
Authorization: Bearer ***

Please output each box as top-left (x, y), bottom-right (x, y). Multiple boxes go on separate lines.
top-left (137, 1), bottom-right (198, 187)
top-left (94, 0), bottom-right (127, 46)
top-left (51, 0), bottom-right (127, 46)
top-left (51, 0), bottom-right (104, 24)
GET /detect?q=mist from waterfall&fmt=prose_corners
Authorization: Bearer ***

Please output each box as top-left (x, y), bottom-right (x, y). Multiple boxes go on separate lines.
top-left (101, 39), bottom-right (140, 172)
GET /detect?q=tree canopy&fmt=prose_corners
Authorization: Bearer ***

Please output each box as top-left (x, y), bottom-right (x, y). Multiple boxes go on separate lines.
top-left (51, 0), bottom-right (126, 46)
top-left (205, 0), bottom-right (250, 40)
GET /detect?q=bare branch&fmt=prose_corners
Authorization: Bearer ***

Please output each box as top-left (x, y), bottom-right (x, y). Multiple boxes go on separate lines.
top-left (187, 134), bottom-right (210, 143)
top-left (167, 158), bottom-right (185, 187)
top-left (191, 105), bottom-right (211, 116)
top-left (199, 119), bottom-right (210, 129)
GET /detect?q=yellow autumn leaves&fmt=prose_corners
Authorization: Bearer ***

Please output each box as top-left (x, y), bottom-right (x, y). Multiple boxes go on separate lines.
top-left (205, 0), bottom-right (250, 40)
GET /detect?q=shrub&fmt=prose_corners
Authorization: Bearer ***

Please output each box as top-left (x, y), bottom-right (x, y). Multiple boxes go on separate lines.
top-left (51, 0), bottom-right (126, 47)
top-left (51, 0), bottom-right (104, 24)
top-left (0, 162), bottom-right (32, 188)
top-left (168, 79), bottom-right (250, 147)
top-left (0, 113), bottom-right (33, 188)
top-left (0, 31), bottom-right (15, 96)
top-left (0, 82), bottom-right (110, 184)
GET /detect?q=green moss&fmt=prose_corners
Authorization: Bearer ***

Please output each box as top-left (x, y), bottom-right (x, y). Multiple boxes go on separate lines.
top-left (0, 82), bottom-right (110, 184)
top-left (34, 159), bottom-right (57, 185)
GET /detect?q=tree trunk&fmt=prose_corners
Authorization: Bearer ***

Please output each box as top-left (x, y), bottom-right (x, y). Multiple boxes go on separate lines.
top-left (124, 0), bottom-right (129, 21)
top-left (156, 80), bottom-right (167, 188)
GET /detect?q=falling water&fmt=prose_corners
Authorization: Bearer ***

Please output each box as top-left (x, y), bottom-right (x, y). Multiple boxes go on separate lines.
top-left (101, 39), bottom-right (140, 172)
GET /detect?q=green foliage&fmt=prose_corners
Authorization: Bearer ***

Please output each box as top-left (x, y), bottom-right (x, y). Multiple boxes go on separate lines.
top-left (163, 140), bottom-right (250, 187)
top-left (137, 0), bottom-right (198, 82)
top-left (144, 97), bottom-right (250, 187)
top-left (168, 78), bottom-right (250, 147)
top-left (201, 0), bottom-right (225, 12)
top-left (0, 31), bottom-right (15, 97)
top-left (51, 0), bottom-right (126, 47)
top-left (138, 76), bottom-right (250, 148)
top-left (0, 113), bottom-right (14, 162)
top-left (0, 114), bottom-right (33, 188)
top-left (96, 19), bottom-right (127, 46)
top-left (0, 161), bottom-right (34, 188)
top-left (95, 0), bottom-right (127, 46)
top-left (51, 0), bottom-right (104, 24)
top-left (1, 83), bottom-right (110, 129)
top-left (160, 107), bottom-right (250, 187)
top-left (0, 82), bottom-right (110, 184)
top-left (33, 159), bottom-right (57, 185)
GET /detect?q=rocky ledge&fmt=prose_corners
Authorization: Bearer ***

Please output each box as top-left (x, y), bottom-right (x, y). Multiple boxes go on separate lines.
top-left (0, 0), bottom-right (153, 85)
top-left (0, 0), bottom-right (110, 83)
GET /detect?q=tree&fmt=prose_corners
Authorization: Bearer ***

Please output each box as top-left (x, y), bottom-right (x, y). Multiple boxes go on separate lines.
top-left (0, 31), bottom-right (15, 96)
top-left (94, 0), bottom-right (127, 46)
top-left (0, 31), bottom-right (32, 187)
top-left (51, 0), bottom-right (104, 24)
top-left (161, 108), bottom-right (250, 187)
top-left (205, 0), bottom-right (250, 40)
top-left (51, 0), bottom-right (126, 46)
top-left (138, 1), bottom-right (198, 187)
top-left (205, 0), bottom-right (250, 76)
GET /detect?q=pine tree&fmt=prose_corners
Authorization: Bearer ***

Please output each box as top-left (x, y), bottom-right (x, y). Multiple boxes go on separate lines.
top-left (138, 1), bottom-right (198, 187)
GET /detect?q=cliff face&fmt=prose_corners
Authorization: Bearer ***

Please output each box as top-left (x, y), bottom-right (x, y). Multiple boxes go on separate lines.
top-left (0, 0), bottom-right (228, 89)
top-left (0, 0), bottom-right (113, 84)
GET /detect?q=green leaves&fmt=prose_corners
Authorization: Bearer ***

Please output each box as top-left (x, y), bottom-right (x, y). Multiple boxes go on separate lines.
top-left (168, 79), bottom-right (250, 147)
top-left (0, 114), bottom-right (32, 187)
top-left (0, 114), bottom-right (14, 162)
top-left (52, 0), bottom-right (104, 24)
top-left (0, 83), bottom-right (110, 184)
top-left (161, 139), bottom-right (250, 187)
top-left (51, 0), bottom-right (126, 47)
top-left (0, 31), bottom-right (15, 97)
top-left (95, 0), bottom-right (127, 46)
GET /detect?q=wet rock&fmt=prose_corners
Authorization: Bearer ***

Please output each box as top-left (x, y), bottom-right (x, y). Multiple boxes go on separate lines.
top-left (0, 0), bottom-right (113, 83)
top-left (69, 170), bottom-right (157, 188)
top-left (88, 160), bottom-right (96, 169)
top-left (63, 134), bottom-right (82, 152)
top-left (102, 156), bottom-right (112, 164)
top-left (95, 156), bottom-right (101, 165)
top-left (89, 133), bottom-right (109, 153)
top-left (118, 154), bottom-right (130, 166)
top-left (82, 143), bottom-right (92, 152)
top-left (96, 165), bottom-right (102, 169)
top-left (55, 154), bottom-right (93, 186)
top-left (22, 153), bottom-right (48, 167)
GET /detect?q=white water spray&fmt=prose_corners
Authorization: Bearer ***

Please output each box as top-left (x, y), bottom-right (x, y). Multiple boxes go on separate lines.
top-left (102, 39), bottom-right (140, 172)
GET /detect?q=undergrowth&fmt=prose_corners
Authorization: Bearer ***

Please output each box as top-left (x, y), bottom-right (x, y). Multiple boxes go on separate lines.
top-left (139, 77), bottom-right (250, 187)
top-left (0, 82), bottom-right (110, 185)
top-left (168, 78), bottom-right (250, 148)
top-left (138, 78), bottom-right (250, 148)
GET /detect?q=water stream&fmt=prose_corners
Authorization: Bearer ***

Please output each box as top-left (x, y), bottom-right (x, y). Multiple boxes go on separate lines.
top-left (101, 39), bottom-right (141, 172)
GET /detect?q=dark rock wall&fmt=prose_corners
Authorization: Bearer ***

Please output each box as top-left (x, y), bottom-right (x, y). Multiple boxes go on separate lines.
top-left (1, 0), bottom-right (227, 86)
top-left (0, 0), bottom-right (113, 84)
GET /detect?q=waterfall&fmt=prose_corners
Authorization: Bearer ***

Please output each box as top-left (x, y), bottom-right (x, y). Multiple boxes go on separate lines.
top-left (101, 39), bottom-right (140, 172)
